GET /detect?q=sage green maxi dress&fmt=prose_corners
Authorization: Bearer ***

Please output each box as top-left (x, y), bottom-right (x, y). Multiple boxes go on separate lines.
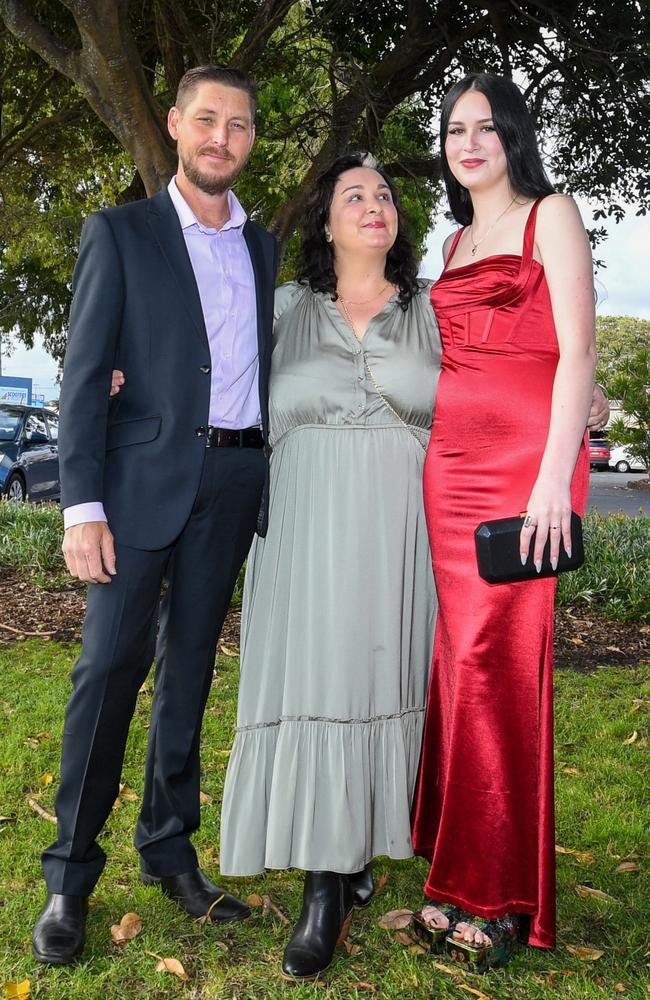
top-left (220, 280), bottom-right (441, 876)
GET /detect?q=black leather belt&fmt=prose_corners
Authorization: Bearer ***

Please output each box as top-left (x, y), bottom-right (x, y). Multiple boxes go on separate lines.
top-left (195, 425), bottom-right (264, 449)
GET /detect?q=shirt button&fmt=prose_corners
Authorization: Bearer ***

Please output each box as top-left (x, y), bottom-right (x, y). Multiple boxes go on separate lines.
top-left (357, 375), bottom-right (363, 382)
top-left (223, 352), bottom-right (231, 359)
top-left (230, 311), bottom-right (236, 317)
top-left (219, 393), bottom-right (225, 400)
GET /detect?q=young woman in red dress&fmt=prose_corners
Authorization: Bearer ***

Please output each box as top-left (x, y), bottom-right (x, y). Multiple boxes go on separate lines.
top-left (411, 73), bottom-right (596, 964)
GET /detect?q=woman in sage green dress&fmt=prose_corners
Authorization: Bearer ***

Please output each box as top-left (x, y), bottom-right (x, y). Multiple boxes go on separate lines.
top-left (219, 153), bottom-right (441, 980)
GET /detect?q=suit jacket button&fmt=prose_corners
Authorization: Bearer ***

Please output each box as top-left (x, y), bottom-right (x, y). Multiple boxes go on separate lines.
top-left (199, 364), bottom-right (211, 374)
top-left (195, 426), bottom-right (206, 437)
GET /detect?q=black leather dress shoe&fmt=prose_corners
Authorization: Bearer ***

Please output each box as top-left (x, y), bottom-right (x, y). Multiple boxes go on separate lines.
top-left (32, 893), bottom-right (88, 965)
top-left (141, 866), bottom-right (250, 923)
top-left (282, 871), bottom-right (353, 981)
top-left (349, 863), bottom-right (375, 909)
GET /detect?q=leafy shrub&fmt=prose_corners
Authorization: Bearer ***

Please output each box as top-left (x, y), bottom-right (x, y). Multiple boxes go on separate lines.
top-left (558, 511), bottom-right (650, 622)
top-left (0, 499), bottom-right (65, 583)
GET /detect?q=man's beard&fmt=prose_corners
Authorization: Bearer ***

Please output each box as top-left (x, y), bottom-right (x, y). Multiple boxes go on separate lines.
top-left (180, 148), bottom-right (247, 195)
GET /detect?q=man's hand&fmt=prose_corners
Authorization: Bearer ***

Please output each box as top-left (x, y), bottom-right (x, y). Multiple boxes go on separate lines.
top-left (62, 521), bottom-right (117, 583)
top-left (587, 383), bottom-right (610, 431)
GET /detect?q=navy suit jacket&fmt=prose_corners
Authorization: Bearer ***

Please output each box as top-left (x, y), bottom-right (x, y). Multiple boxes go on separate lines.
top-left (58, 187), bottom-right (278, 549)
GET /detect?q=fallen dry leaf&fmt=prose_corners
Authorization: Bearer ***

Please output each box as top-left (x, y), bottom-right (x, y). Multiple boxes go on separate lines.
top-left (545, 970), bottom-right (576, 985)
top-left (199, 791), bottom-right (213, 804)
top-left (615, 861), bottom-right (640, 874)
top-left (348, 983), bottom-right (376, 992)
top-left (196, 894), bottom-right (224, 925)
top-left (344, 941), bottom-right (361, 956)
top-left (458, 986), bottom-right (491, 1000)
top-left (119, 785), bottom-right (139, 802)
top-left (146, 951), bottom-right (190, 981)
top-left (246, 894), bottom-right (264, 907)
top-left (377, 873), bottom-right (389, 890)
top-left (219, 644), bottom-right (238, 657)
top-left (408, 942), bottom-right (428, 955)
top-left (569, 636), bottom-right (585, 646)
top-left (394, 930), bottom-right (415, 946)
top-left (26, 798), bottom-right (56, 823)
top-left (110, 912), bottom-right (143, 945)
top-left (575, 885), bottom-right (620, 903)
top-left (0, 816), bottom-right (16, 824)
top-left (614, 985), bottom-right (627, 993)
top-left (2, 981), bottom-right (31, 999)
top-left (260, 894), bottom-right (290, 924)
top-left (24, 732), bottom-right (51, 748)
top-left (38, 772), bottom-right (53, 787)
top-left (639, 625), bottom-right (650, 634)
top-left (555, 845), bottom-right (595, 863)
top-left (606, 646), bottom-right (624, 654)
top-left (560, 766), bottom-right (583, 776)
top-left (565, 944), bottom-right (605, 961)
top-left (378, 908), bottom-right (413, 929)
top-left (430, 960), bottom-right (465, 979)
top-left (622, 731), bottom-right (639, 745)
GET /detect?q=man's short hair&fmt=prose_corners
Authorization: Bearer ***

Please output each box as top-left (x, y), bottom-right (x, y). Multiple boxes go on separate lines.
top-left (175, 65), bottom-right (257, 120)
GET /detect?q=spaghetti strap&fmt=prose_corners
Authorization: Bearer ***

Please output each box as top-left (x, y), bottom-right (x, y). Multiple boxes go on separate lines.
top-left (443, 228), bottom-right (465, 271)
top-left (522, 197), bottom-right (547, 264)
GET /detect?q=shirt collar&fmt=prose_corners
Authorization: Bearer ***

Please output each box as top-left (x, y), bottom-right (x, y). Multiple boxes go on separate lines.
top-left (167, 175), bottom-right (248, 234)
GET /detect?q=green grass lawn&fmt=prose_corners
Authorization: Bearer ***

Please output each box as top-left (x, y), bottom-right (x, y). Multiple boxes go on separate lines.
top-left (0, 642), bottom-right (648, 999)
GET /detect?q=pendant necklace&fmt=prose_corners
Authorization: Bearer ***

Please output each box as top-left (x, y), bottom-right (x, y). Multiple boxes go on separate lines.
top-left (469, 196), bottom-right (517, 257)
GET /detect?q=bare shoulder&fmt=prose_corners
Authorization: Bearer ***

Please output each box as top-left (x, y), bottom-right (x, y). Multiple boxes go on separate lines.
top-left (536, 193), bottom-right (583, 229)
top-left (442, 230), bottom-right (459, 263)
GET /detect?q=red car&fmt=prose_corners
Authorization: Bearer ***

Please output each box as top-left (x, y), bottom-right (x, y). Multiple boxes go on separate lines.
top-left (588, 436), bottom-right (611, 470)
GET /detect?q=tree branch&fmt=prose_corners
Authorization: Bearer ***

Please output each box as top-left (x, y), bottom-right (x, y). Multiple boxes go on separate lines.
top-left (0, 101), bottom-right (86, 171)
top-left (230, 0), bottom-right (297, 72)
top-left (0, 0), bottom-right (80, 80)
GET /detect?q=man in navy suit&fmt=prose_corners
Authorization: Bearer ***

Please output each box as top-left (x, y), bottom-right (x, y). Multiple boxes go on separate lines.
top-left (32, 65), bottom-right (278, 965)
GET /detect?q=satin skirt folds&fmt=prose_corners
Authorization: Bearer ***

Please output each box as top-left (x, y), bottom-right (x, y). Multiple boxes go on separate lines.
top-left (412, 363), bottom-right (589, 952)
top-left (220, 424), bottom-right (437, 876)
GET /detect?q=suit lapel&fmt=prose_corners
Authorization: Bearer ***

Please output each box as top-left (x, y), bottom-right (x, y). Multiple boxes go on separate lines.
top-left (146, 188), bottom-right (208, 345)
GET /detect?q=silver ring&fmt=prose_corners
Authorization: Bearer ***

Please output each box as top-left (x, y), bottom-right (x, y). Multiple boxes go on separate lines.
top-left (551, 525), bottom-right (560, 530)
top-left (523, 514), bottom-right (536, 529)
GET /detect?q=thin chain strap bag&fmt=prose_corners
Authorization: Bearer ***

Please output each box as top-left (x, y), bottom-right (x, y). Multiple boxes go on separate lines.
top-left (363, 355), bottom-right (426, 451)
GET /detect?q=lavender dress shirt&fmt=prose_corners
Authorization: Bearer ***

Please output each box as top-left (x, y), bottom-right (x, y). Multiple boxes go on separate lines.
top-left (64, 177), bottom-right (260, 528)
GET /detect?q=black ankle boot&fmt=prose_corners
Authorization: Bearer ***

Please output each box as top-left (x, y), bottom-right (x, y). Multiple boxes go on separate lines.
top-left (349, 863), bottom-right (375, 908)
top-left (281, 871), bottom-right (353, 981)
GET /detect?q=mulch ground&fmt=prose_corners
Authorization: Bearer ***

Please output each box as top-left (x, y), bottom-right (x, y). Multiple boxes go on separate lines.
top-left (0, 568), bottom-right (648, 671)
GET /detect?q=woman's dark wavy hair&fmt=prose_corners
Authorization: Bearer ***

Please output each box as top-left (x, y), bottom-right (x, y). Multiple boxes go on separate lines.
top-left (440, 73), bottom-right (555, 226)
top-left (296, 153), bottom-right (420, 310)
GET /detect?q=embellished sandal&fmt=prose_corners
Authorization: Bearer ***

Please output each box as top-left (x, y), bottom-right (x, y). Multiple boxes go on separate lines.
top-left (412, 903), bottom-right (466, 953)
top-left (445, 914), bottom-right (520, 970)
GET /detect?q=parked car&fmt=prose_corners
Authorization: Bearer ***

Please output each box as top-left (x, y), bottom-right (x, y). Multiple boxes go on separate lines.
top-left (609, 445), bottom-right (647, 473)
top-left (0, 403), bottom-right (60, 502)
top-left (588, 436), bottom-right (611, 470)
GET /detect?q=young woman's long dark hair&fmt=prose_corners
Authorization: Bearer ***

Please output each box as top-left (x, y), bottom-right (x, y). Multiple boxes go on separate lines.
top-left (440, 74), bottom-right (555, 226)
top-left (296, 153), bottom-right (420, 310)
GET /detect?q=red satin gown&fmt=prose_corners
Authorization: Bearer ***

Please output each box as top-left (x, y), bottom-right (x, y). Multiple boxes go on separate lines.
top-left (411, 197), bottom-right (589, 949)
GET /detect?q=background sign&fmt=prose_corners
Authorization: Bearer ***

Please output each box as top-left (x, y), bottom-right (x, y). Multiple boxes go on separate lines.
top-left (0, 375), bottom-right (32, 405)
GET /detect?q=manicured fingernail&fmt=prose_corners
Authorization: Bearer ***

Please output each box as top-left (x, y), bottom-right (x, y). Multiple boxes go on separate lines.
top-left (551, 558), bottom-right (558, 571)
top-left (520, 553), bottom-right (527, 565)
top-left (566, 547), bottom-right (572, 558)
top-left (535, 559), bottom-right (542, 573)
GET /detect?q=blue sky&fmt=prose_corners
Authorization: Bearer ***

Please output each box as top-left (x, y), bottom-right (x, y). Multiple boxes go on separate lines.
top-left (3, 196), bottom-right (649, 402)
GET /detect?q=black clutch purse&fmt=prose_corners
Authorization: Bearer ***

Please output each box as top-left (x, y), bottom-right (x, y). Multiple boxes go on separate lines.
top-left (475, 511), bottom-right (584, 584)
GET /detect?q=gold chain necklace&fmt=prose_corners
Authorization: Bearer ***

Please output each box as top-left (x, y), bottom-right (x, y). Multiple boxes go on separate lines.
top-left (337, 281), bottom-right (390, 306)
top-left (336, 294), bottom-right (425, 451)
top-left (469, 197), bottom-right (517, 257)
